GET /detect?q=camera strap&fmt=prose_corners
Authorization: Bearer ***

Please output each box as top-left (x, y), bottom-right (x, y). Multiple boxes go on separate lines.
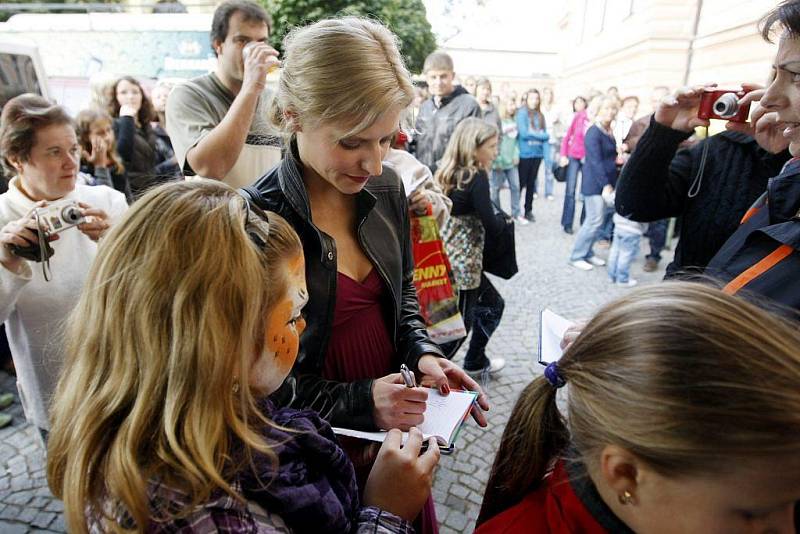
top-left (687, 126), bottom-right (710, 198)
top-left (34, 210), bottom-right (52, 282)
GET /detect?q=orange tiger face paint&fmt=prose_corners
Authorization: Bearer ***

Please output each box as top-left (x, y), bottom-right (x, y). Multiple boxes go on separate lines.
top-left (249, 254), bottom-right (308, 395)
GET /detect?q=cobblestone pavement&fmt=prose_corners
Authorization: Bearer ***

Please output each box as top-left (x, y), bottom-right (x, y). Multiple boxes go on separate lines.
top-left (0, 182), bottom-right (672, 532)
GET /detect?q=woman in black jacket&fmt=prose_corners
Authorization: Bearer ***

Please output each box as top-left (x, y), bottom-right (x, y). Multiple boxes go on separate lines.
top-left (248, 17), bottom-right (487, 436)
top-left (436, 118), bottom-right (506, 379)
top-left (107, 76), bottom-right (179, 198)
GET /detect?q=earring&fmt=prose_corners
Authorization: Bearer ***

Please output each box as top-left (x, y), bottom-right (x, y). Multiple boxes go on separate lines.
top-left (618, 490), bottom-right (634, 505)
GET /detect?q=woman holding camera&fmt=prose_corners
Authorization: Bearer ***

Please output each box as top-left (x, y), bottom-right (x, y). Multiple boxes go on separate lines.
top-left (705, 0), bottom-right (800, 312)
top-left (0, 94), bottom-right (127, 440)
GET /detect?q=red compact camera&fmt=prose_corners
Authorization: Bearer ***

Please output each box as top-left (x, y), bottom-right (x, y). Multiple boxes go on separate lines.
top-left (697, 88), bottom-right (751, 123)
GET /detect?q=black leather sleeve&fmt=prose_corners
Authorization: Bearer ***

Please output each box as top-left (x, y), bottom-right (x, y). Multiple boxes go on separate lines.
top-left (271, 372), bottom-right (376, 430)
top-left (396, 192), bottom-right (445, 372)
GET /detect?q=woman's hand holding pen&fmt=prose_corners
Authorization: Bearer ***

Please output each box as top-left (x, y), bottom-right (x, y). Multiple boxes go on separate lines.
top-left (371, 373), bottom-right (429, 430)
top-left (417, 355), bottom-right (490, 427)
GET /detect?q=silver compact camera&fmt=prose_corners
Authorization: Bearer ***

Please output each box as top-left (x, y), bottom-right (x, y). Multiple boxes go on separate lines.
top-left (9, 201), bottom-right (85, 263)
top-left (35, 201), bottom-right (85, 234)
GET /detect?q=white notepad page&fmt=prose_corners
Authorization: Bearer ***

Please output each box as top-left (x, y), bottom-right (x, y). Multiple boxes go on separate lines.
top-left (333, 388), bottom-right (477, 447)
top-left (538, 309), bottom-right (575, 364)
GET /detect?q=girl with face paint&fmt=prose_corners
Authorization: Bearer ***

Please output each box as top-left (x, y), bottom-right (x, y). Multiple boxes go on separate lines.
top-left (47, 180), bottom-right (441, 533)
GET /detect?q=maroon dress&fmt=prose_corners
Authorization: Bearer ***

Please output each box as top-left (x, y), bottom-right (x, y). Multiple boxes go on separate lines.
top-left (323, 270), bottom-right (439, 534)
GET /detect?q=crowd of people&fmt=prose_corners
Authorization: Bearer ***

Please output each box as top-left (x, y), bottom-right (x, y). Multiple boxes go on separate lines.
top-left (0, 0), bottom-right (798, 532)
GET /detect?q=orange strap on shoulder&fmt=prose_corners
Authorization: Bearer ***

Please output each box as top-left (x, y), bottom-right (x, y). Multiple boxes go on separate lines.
top-left (740, 206), bottom-right (761, 225)
top-left (723, 244), bottom-right (794, 295)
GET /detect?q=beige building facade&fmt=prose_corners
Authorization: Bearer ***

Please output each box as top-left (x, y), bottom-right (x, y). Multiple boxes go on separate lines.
top-left (555, 0), bottom-right (778, 113)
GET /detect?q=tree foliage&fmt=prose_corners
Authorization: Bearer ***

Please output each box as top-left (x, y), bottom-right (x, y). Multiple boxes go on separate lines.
top-left (263, 0), bottom-right (437, 73)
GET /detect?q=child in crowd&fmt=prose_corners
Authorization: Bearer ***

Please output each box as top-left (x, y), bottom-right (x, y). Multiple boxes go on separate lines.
top-left (437, 118), bottom-right (506, 378)
top-left (47, 180), bottom-right (439, 533)
top-left (75, 108), bottom-right (133, 203)
top-left (602, 188), bottom-right (647, 286)
top-left (491, 98), bottom-right (524, 224)
top-left (477, 282), bottom-right (800, 533)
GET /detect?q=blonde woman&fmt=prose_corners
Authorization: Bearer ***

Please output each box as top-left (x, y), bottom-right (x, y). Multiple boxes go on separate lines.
top-left (436, 118), bottom-right (506, 379)
top-left (249, 20), bottom-right (488, 531)
top-left (47, 180), bottom-right (440, 533)
top-left (568, 96), bottom-right (619, 270)
top-left (477, 282), bottom-right (800, 532)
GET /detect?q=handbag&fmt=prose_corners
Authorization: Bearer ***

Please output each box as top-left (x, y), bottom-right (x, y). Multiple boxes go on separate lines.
top-left (553, 161), bottom-right (567, 183)
top-left (482, 203), bottom-right (518, 279)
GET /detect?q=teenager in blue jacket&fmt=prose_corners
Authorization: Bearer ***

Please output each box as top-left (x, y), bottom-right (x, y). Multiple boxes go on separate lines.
top-left (516, 89), bottom-right (549, 222)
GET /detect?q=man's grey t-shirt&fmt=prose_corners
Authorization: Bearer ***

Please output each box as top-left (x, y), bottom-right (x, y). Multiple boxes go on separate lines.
top-left (166, 72), bottom-right (281, 189)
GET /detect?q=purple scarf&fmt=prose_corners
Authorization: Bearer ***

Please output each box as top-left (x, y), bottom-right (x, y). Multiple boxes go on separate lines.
top-left (237, 401), bottom-right (360, 533)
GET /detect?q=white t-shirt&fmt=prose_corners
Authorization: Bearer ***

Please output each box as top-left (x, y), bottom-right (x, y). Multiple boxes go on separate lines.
top-left (0, 179), bottom-right (128, 429)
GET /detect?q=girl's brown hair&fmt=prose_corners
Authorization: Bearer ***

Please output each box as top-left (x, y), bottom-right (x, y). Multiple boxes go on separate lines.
top-left (435, 117), bottom-right (498, 195)
top-left (107, 75), bottom-right (156, 127)
top-left (75, 108), bottom-right (125, 175)
top-left (47, 180), bottom-right (303, 533)
top-left (478, 282), bottom-right (800, 524)
top-left (522, 88), bottom-right (546, 131)
top-left (0, 93), bottom-right (73, 175)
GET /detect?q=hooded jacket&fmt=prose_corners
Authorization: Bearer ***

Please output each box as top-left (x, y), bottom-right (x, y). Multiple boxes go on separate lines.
top-left (414, 85), bottom-right (481, 173)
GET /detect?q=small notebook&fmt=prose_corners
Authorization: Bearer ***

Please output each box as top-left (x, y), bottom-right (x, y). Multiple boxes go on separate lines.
top-left (538, 309), bottom-right (575, 365)
top-left (333, 388), bottom-right (477, 452)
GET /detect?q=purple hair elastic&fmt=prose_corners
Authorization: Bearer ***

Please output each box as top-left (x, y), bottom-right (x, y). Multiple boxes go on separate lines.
top-left (544, 362), bottom-right (567, 389)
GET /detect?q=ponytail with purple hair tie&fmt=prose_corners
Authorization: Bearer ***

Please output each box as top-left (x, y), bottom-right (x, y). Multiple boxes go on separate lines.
top-left (544, 361), bottom-right (566, 389)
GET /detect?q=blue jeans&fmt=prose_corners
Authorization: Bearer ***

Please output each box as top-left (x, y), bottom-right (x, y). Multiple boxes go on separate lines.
top-left (490, 167), bottom-right (521, 217)
top-left (560, 157), bottom-right (582, 230)
top-left (540, 142), bottom-right (555, 197)
top-left (570, 194), bottom-right (604, 261)
top-left (597, 204), bottom-right (615, 241)
top-left (645, 218), bottom-right (668, 261)
top-left (438, 274), bottom-right (504, 370)
top-left (607, 229), bottom-right (641, 283)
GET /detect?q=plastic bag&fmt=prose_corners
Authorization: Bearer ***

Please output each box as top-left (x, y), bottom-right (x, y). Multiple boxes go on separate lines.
top-left (411, 211), bottom-right (467, 344)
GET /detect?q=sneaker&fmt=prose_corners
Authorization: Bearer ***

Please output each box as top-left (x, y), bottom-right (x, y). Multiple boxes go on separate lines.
top-left (587, 256), bottom-right (606, 267)
top-left (533, 192), bottom-right (539, 199)
top-left (465, 358), bottom-right (506, 378)
top-left (515, 216), bottom-right (529, 225)
top-left (616, 279), bottom-right (639, 287)
top-left (524, 212), bottom-right (536, 222)
top-left (546, 195), bottom-right (555, 201)
top-left (643, 258), bottom-right (659, 272)
top-left (570, 259), bottom-right (594, 271)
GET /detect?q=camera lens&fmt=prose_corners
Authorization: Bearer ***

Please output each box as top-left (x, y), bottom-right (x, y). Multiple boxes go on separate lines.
top-left (713, 93), bottom-right (739, 118)
top-left (62, 206), bottom-right (83, 224)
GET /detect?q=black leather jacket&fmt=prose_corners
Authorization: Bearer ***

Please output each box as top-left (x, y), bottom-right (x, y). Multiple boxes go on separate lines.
top-left (247, 145), bottom-right (444, 430)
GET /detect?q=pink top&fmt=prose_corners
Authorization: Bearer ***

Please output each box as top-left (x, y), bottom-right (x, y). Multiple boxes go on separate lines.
top-left (560, 110), bottom-right (589, 160)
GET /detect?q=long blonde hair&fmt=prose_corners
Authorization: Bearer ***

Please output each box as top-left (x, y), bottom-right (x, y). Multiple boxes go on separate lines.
top-left (47, 180), bottom-right (302, 533)
top-left (270, 17), bottom-right (414, 143)
top-left (435, 117), bottom-right (498, 194)
top-left (479, 282), bottom-right (800, 524)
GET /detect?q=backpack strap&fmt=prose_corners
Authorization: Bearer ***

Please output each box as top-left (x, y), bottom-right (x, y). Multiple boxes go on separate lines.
top-left (722, 244), bottom-right (794, 295)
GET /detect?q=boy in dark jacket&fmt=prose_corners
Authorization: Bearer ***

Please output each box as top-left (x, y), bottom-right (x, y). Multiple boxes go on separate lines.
top-left (413, 52), bottom-right (481, 174)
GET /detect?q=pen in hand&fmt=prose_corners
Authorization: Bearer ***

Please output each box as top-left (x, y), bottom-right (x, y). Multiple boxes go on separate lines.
top-left (400, 364), bottom-right (417, 388)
